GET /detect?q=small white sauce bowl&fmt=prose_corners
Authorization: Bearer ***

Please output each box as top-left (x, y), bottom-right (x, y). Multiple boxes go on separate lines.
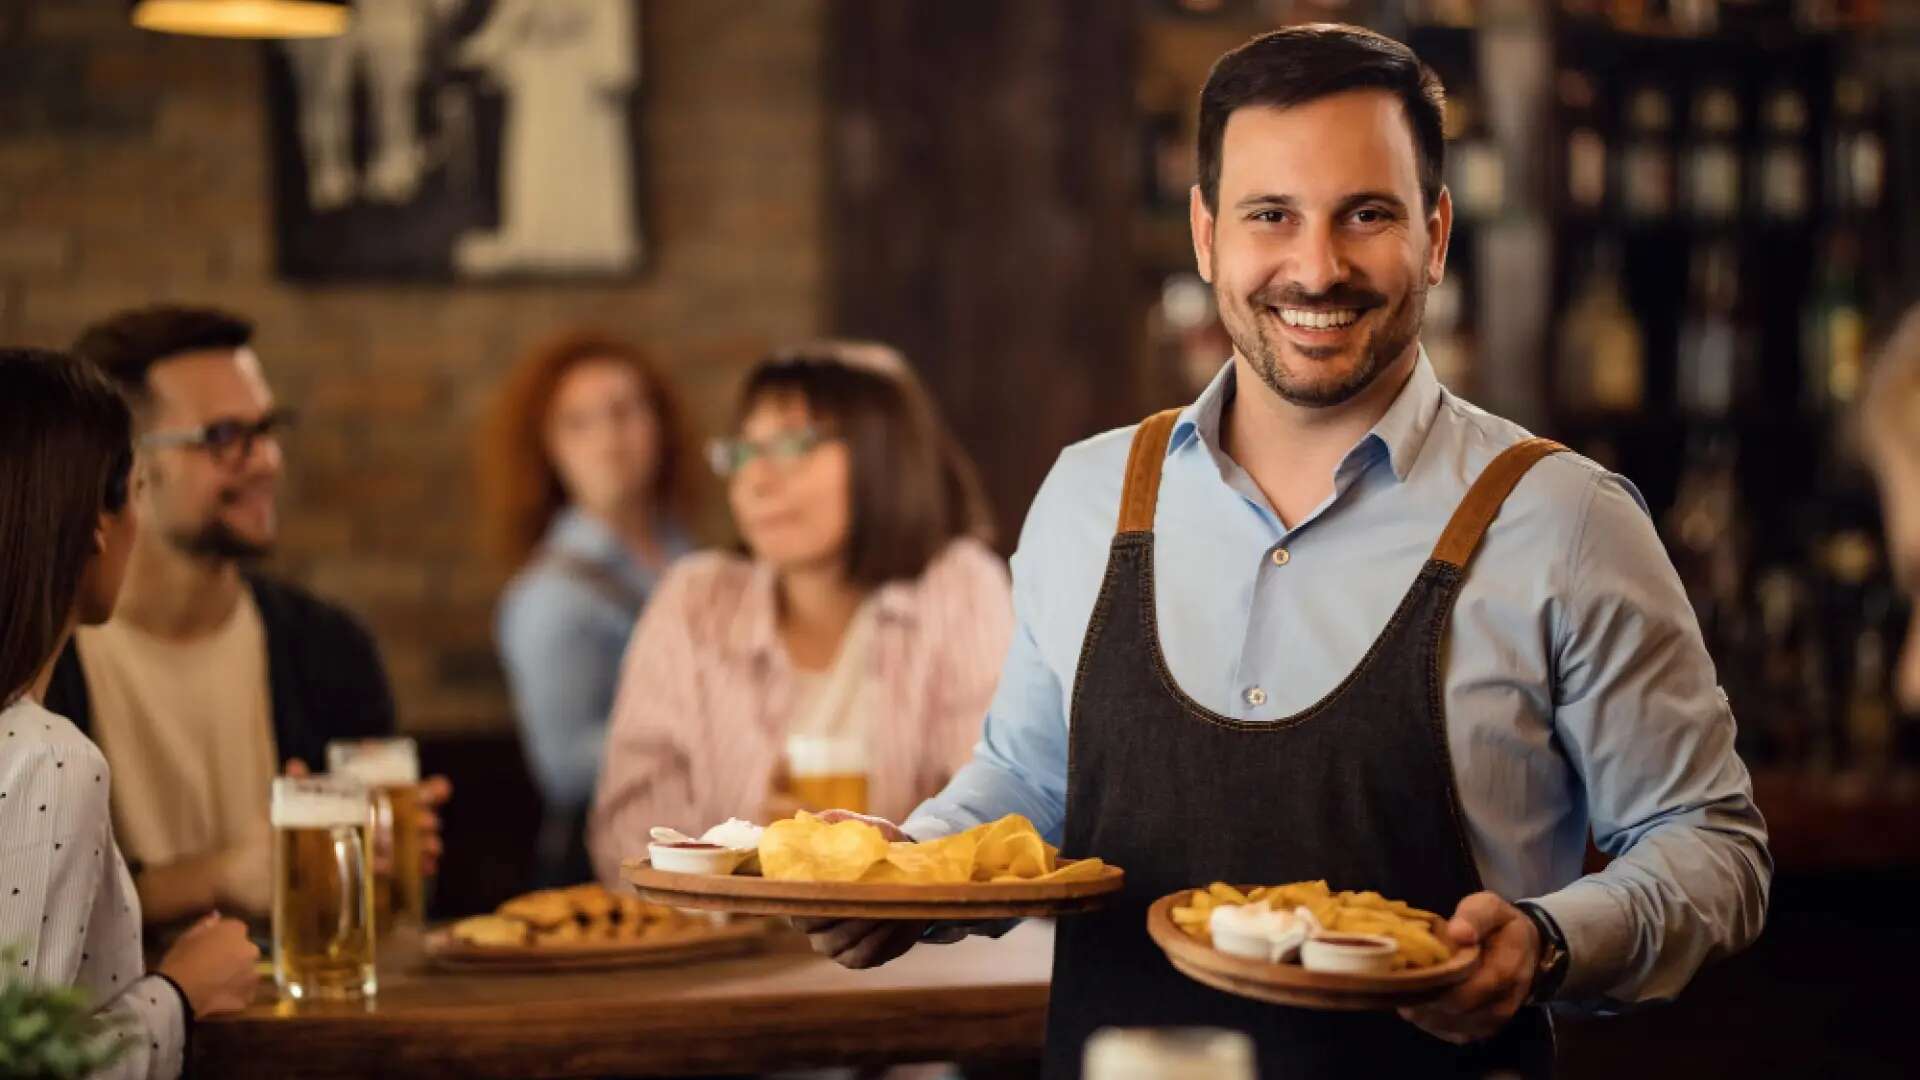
top-left (1299, 933), bottom-right (1400, 975)
top-left (1209, 922), bottom-right (1273, 961)
top-left (648, 843), bottom-right (750, 876)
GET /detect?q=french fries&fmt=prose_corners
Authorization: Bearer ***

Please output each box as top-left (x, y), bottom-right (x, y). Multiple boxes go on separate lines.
top-left (1173, 880), bottom-right (1454, 970)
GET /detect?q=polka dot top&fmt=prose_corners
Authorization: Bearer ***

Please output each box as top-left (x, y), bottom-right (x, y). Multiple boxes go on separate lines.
top-left (0, 699), bottom-right (187, 1079)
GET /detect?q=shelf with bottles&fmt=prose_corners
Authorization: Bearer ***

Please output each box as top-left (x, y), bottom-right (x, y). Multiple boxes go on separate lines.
top-left (1548, 56), bottom-right (1858, 233)
top-left (1553, 0), bottom-right (1906, 45)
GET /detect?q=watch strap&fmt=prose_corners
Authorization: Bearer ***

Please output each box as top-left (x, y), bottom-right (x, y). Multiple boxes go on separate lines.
top-left (1516, 900), bottom-right (1569, 1004)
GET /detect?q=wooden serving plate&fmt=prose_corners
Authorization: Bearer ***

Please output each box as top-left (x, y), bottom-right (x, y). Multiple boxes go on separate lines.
top-left (1146, 892), bottom-right (1480, 1011)
top-left (623, 858), bottom-right (1125, 919)
top-left (422, 916), bottom-right (771, 973)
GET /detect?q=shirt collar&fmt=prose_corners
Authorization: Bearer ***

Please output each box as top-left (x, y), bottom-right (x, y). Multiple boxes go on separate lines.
top-left (1369, 347), bottom-right (1443, 482)
top-left (548, 507), bottom-right (696, 564)
top-left (546, 507), bottom-right (628, 563)
top-left (722, 558), bottom-right (920, 662)
top-left (725, 561), bottom-right (782, 659)
top-left (1168, 347), bottom-right (1443, 484)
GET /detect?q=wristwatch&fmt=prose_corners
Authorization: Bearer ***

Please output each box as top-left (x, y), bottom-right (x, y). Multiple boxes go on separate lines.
top-left (1515, 901), bottom-right (1569, 1004)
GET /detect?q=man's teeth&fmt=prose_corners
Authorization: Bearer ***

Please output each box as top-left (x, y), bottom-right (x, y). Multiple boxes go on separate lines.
top-left (1277, 307), bottom-right (1361, 330)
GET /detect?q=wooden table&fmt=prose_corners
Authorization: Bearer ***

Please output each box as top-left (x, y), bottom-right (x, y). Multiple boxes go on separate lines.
top-left (193, 922), bottom-right (1054, 1078)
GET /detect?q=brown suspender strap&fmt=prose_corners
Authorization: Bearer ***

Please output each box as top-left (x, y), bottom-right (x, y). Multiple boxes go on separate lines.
top-left (1429, 436), bottom-right (1569, 570)
top-left (1116, 409), bottom-right (1185, 534)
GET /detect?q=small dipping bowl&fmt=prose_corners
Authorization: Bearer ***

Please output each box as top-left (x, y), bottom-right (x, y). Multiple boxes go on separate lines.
top-left (648, 841), bottom-right (750, 876)
top-left (1208, 921), bottom-right (1272, 962)
top-left (1208, 903), bottom-right (1313, 964)
top-left (1299, 933), bottom-right (1400, 975)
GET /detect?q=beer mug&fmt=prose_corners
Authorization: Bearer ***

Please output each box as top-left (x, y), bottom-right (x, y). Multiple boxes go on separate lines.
top-left (1083, 1027), bottom-right (1256, 1080)
top-left (327, 737), bottom-right (425, 936)
top-left (271, 776), bottom-right (377, 1002)
top-left (785, 733), bottom-right (869, 815)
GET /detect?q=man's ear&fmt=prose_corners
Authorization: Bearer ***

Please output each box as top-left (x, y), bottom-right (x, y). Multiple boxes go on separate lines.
top-left (1427, 185), bottom-right (1454, 287)
top-left (1190, 184), bottom-right (1216, 285)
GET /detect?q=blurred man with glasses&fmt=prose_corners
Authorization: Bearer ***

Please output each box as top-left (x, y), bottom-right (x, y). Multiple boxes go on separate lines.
top-left (47, 306), bottom-right (449, 940)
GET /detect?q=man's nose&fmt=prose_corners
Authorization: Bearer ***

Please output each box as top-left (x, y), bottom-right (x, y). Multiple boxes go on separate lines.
top-left (242, 431), bottom-right (284, 477)
top-left (1284, 219), bottom-right (1348, 299)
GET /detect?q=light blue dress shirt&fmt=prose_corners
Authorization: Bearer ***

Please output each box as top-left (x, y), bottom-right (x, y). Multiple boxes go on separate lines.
top-left (497, 508), bottom-right (691, 811)
top-left (906, 354), bottom-right (1771, 1012)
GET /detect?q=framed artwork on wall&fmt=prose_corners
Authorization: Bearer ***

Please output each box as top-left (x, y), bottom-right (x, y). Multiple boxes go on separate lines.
top-left (264, 0), bottom-right (644, 281)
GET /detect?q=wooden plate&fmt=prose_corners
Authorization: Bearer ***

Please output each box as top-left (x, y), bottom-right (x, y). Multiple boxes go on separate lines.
top-left (623, 858), bottom-right (1125, 919)
top-left (423, 916), bottom-right (771, 973)
top-left (1146, 892), bottom-right (1480, 1011)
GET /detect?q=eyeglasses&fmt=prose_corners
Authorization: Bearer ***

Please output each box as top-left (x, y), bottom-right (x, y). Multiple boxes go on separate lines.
top-left (139, 408), bottom-right (298, 466)
top-left (706, 427), bottom-right (834, 478)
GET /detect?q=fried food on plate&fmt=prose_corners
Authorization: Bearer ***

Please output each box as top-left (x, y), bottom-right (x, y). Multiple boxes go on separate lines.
top-left (450, 914), bottom-right (529, 948)
top-left (454, 883), bottom-right (690, 949)
top-left (1171, 880), bottom-right (1455, 970)
top-left (758, 812), bottom-right (1109, 885)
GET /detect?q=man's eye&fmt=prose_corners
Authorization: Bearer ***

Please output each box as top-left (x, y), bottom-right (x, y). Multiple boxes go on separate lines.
top-left (1249, 209), bottom-right (1288, 224)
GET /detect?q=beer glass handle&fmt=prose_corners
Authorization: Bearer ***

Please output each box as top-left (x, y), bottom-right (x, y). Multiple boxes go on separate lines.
top-left (333, 826), bottom-right (365, 951)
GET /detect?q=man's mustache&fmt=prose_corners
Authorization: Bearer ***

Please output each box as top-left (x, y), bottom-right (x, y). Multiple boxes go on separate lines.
top-left (215, 481), bottom-right (276, 506)
top-left (1253, 283), bottom-right (1387, 309)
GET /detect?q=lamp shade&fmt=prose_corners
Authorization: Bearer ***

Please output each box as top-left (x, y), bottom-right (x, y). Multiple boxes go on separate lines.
top-left (130, 0), bottom-right (349, 39)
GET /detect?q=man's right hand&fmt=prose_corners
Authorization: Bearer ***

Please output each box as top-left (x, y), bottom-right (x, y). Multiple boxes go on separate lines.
top-left (156, 912), bottom-right (260, 1017)
top-left (793, 810), bottom-right (926, 970)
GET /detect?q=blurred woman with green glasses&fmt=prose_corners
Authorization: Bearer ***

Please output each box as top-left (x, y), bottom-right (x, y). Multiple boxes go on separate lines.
top-left (589, 344), bottom-right (1011, 879)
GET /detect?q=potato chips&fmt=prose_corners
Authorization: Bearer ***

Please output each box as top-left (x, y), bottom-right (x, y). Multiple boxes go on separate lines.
top-left (758, 812), bottom-right (1108, 885)
top-left (1172, 880), bottom-right (1456, 970)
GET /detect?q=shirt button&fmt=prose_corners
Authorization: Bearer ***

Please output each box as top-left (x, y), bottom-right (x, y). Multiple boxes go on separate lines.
top-left (1271, 548), bottom-right (1291, 566)
top-left (1245, 687), bottom-right (1267, 707)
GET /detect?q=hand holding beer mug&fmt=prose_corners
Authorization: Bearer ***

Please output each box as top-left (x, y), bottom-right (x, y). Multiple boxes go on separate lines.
top-left (327, 738), bottom-right (427, 936)
top-left (785, 733), bottom-right (869, 815)
top-left (271, 777), bottom-right (377, 1002)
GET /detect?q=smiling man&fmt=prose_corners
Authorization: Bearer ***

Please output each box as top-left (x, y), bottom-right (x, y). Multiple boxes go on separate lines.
top-left (802, 25), bottom-right (1771, 1078)
top-left (46, 306), bottom-right (450, 939)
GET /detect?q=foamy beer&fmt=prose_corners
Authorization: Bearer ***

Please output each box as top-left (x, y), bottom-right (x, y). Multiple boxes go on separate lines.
top-left (785, 733), bottom-right (869, 814)
top-left (271, 776), bottom-right (377, 1002)
top-left (326, 737), bottom-right (425, 936)
top-left (1083, 1028), bottom-right (1256, 1080)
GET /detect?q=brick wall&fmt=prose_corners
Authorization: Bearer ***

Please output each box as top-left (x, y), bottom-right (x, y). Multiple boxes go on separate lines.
top-left (0, 0), bottom-right (829, 734)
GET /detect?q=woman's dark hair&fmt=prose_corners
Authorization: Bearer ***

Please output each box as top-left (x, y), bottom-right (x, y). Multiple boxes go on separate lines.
top-left (0, 348), bottom-right (134, 704)
top-left (1198, 24), bottom-right (1447, 214)
top-left (735, 343), bottom-right (993, 588)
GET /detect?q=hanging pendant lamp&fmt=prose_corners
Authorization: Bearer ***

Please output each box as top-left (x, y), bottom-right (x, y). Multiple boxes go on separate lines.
top-left (130, 0), bottom-right (350, 39)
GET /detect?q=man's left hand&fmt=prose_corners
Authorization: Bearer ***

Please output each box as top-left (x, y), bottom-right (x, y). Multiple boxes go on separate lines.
top-left (1397, 891), bottom-right (1539, 1045)
top-left (416, 775), bottom-right (452, 877)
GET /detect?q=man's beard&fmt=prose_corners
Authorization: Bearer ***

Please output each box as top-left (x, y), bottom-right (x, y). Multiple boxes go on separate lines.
top-left (1222, 273), bottom-right (1426, 408)
top-left (170, 518), bottom-right (272, 561)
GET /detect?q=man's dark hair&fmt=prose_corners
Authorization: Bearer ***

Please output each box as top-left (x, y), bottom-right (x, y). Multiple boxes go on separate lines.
top-left (70, 305), bottom-right (254, 403)
top-left (1197, 24), bottom-right (1447, 214)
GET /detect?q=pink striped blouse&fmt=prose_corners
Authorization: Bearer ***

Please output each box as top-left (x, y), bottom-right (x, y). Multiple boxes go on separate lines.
top-left (588, 538), bottom-right (1013, 883)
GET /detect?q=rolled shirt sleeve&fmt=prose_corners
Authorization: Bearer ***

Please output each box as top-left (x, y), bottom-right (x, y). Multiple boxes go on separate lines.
top-left (1527, 472), bottom-right (1772, 1010)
